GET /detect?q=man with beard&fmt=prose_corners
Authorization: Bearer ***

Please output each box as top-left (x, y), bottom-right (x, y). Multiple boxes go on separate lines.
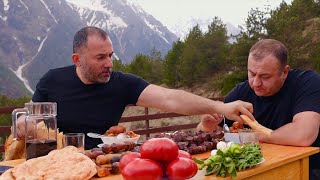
top-left (197, 39), bottom-right (320, 180)
top-left (21, 26), bottom-right (254, 149)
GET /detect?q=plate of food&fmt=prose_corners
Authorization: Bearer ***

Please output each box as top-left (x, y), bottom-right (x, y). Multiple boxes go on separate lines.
top-left (99, 134), bottom-right (140, 145)
top-left (88, 125), bottom-right (140, 145)
top-left (223, 122), bottom-right (244, 143)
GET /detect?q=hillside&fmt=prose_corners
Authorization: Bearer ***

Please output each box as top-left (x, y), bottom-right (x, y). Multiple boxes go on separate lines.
top-left (0, 64), bottom-right (31, 98)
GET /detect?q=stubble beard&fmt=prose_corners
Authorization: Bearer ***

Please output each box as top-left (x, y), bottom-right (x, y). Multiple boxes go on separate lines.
top-left (80, 63), bottom-right (112, 84)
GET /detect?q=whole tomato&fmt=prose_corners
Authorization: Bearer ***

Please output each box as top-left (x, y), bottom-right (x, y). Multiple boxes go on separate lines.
top-left (166, 157), bottom-right (198, 180)
top-left (190, 158), bottom-right (199, 177)
top-left (178, 150), bottom-right (192, 159)
top-left (119, 152), bottom-right (141, 171)
top-left (121, 158), bottom-right (163, 180)
top-left (140, 138), bottom-right (179, 163)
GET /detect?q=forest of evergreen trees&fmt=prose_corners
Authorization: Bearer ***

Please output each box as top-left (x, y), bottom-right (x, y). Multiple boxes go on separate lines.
top-left (1, 0), bottom-right (320, 124)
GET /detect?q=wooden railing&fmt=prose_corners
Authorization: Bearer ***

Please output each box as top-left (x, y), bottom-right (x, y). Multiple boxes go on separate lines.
top-left (0, 97), bottom-right (224, 152)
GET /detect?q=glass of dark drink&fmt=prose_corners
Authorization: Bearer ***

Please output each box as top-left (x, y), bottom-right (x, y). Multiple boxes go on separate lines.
top-left (12, 102), bottom-right (58, 160)
top-left (26, 139), bottom-right (57, 160)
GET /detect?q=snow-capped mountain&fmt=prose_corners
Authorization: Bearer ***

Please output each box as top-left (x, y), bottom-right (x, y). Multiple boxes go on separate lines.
top-left (66, 0), bottom-right (177, 60)
top-left (0, 0), bottom-right (177, 97)
top-left (168, 17), bottom-right (240, 42)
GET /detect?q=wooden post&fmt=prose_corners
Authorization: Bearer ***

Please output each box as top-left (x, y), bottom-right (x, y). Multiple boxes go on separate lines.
top-left (144, 107), bottom-right (150, 139)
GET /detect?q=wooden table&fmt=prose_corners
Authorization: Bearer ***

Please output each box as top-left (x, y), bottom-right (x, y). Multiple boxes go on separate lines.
top-left (0, 143), bottom-right (319, 180)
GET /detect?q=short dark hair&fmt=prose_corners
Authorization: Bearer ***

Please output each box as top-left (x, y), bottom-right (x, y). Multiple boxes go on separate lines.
top-left (73, 26), bottom-right (108, 53)
top-left (249, 39), bottom-right (288, 69)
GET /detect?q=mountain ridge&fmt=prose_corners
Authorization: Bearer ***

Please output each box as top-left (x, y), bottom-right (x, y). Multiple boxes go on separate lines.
top-left (0, 0), bottom-right (177, 97)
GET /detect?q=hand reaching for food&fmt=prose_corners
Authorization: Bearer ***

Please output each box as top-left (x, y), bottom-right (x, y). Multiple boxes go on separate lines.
top-left (198, 114), bottom-right (223, 132)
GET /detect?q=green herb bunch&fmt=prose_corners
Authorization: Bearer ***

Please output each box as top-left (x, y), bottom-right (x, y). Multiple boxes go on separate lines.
top-left (194, 143), bottom-right (263, 178)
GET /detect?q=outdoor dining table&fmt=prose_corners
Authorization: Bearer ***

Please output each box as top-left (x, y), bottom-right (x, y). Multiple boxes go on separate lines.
top-left (0, 143), bottom-right (319, 180)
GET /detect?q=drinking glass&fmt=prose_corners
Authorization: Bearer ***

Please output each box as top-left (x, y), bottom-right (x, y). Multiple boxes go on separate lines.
top-left (238, 129), bottom-right (259, 145)
top-left (63, 133), bottom-right (85, 152)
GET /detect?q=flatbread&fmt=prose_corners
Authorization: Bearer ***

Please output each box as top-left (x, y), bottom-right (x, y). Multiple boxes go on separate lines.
top-left (7, 146), bottom-right (97, 180)
top-left (0, 169), bottom-right (14, 180)
top-left (240, 115), bottom-right (273, 137)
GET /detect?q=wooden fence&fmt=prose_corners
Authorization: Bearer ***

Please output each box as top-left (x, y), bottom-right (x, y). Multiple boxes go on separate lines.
top-left (0, 97), bottom-right (224, 152)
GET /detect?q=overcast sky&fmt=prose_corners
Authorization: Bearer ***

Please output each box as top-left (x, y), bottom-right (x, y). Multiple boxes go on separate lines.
top-left (129, 0), bottom-right (293, 27)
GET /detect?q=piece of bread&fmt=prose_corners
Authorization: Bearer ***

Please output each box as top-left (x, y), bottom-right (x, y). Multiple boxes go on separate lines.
top-left (240, 115), bottom-right (273, 137)
top-left (6, 146), bottom-right (97, 180)
top-left (4, 134), bottom-right (25, 161)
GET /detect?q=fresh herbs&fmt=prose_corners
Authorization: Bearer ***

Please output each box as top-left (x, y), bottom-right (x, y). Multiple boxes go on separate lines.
top-left (194, 143), bottom-right (263, 178)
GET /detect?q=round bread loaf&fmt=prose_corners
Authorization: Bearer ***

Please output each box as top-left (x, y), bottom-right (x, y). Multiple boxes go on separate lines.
top-left (9, 146), bottom-right (97, 180)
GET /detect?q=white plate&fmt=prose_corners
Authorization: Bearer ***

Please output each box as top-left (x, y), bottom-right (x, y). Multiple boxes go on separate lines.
top-left (100, 135), bottom-right (140, 145)
top-left (88, 132), bottom-right (140, 145)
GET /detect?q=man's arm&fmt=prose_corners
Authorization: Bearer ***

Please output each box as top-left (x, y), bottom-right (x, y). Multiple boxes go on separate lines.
top-left (196, 83), bottom-right (242, 132)
top-left (259, 111), bottom-right (320, 146)
top-left (136, 84), bottom-right (254, 122)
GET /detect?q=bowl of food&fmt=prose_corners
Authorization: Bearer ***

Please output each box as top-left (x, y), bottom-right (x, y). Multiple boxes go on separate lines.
top-left (100, 132), bottom-right (140, 145)
top-left (96, 125), bottom-right (140, 145)
top-left (224, 122), bottom-right (244, 143)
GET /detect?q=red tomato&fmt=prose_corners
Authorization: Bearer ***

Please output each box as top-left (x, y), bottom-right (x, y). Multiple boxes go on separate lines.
top-left (178, 150), bottom-right (192, 159)
top-left (140, 138), bottom-right (179, 163)
top-left (166, 157), bottom-right (198, 180)
top-left (122, 158), bottom-right (163, 180)
top-left (190, 158), bottom-right (199, 177)
top-left (119, 152), bottom-right (141, 171)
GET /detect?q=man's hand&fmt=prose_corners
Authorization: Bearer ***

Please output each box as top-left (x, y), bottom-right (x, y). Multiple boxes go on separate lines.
top-left (219, 100), bottom-right (255, 123)
top-left (197, 114), bottom-right (223, 132)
